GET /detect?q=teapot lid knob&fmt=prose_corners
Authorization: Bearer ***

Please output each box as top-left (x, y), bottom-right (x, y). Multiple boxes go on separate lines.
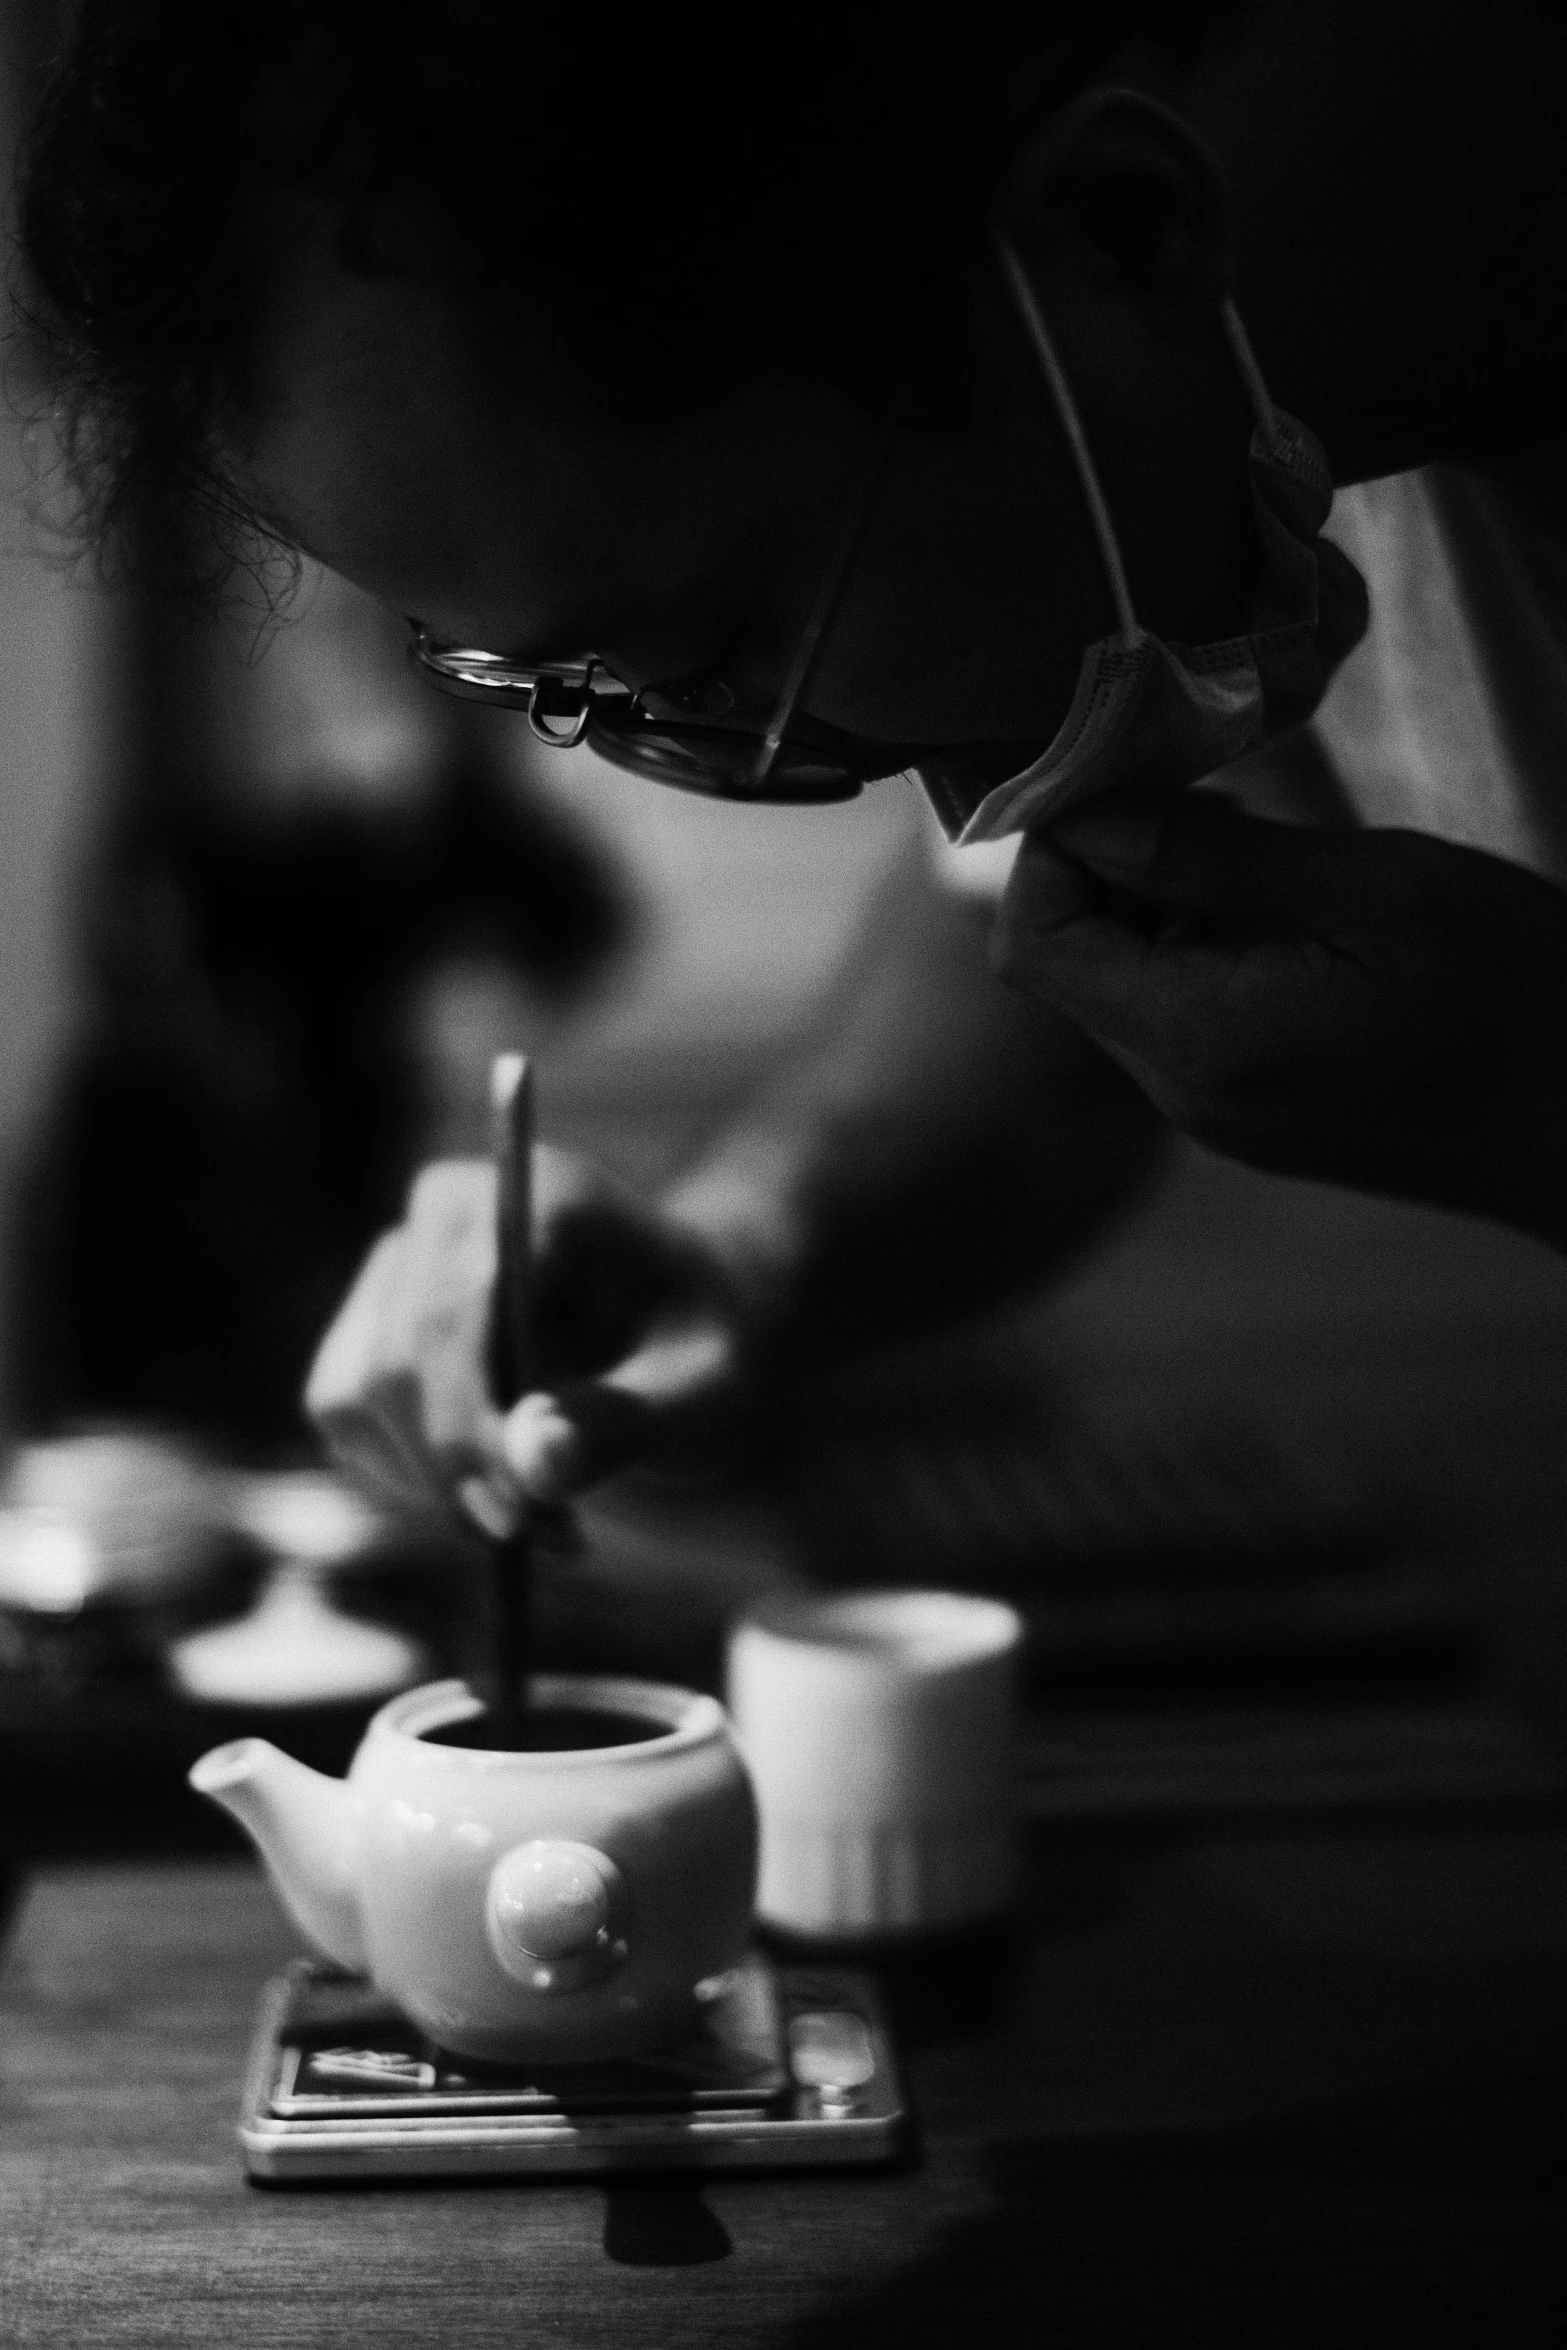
top-left (486, 1840), bottom-right (629, 1988)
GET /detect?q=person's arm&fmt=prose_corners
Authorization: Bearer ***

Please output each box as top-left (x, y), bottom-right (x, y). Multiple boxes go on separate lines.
top-left (662, 839), bottom-right (1165, 1365)
top-left (306, 842), bottom-right (1165, 1525)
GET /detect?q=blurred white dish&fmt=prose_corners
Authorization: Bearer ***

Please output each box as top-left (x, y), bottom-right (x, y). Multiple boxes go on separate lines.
top-left (170, 1560), bottom-right (426, 1707)
top-left (0, 1431), bottom-right (224, 1615)
top-left (171, 1467), bottom-right (425, 1707)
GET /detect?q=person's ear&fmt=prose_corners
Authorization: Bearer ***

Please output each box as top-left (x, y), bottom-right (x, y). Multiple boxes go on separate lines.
top-left (997, 87), bottom-right (1234, 328)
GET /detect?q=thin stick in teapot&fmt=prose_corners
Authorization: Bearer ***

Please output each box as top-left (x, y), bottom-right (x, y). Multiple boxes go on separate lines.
top-left (485, 1050), bottom-right (535, 1748)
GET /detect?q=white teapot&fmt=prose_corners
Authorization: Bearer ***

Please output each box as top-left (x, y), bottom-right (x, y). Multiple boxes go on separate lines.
top-left (191, 1674), bottom-right (757, 2063)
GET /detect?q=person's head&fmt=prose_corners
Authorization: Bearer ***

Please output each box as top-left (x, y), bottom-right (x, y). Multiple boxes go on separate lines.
top-left (17, 1), bottom-right (1566, 793)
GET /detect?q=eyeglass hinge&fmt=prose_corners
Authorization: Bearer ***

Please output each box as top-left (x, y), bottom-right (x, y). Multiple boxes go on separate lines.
top-left (526, 661), bottom-right (598, 750)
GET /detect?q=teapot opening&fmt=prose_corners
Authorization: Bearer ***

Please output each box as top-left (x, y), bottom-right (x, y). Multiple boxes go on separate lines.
top-left (421, 1705), bottom-right (666, 1754)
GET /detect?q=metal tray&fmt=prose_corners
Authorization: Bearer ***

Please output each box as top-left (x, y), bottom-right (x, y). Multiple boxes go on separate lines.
top-left (238, 1953), bottom-right (908, 2181)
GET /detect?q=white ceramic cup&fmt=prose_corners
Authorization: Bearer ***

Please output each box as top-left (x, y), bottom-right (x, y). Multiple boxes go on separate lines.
top-left (726, 1588), bottom-right (1024, 1939)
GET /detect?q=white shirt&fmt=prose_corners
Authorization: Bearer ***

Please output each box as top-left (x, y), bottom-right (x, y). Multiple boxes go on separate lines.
top-left (1315, 455), bottom-right (1567, 882)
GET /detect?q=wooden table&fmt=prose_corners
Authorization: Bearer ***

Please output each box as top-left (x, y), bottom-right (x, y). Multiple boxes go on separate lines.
top-left (5, 1820), bottom-right (1567, 2349)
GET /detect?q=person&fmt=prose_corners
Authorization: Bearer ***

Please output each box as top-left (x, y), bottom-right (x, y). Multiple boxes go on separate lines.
top-left (15, 0), bottom-right (1567, 1536)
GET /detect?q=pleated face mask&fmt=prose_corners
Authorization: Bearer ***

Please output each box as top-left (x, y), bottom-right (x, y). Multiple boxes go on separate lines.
top-left (915, 231), bottom-right (1370, 846)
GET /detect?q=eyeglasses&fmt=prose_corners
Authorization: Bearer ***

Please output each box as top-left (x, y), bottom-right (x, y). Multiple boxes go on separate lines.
top-left (405, 635), bottom-right (903, 802)
top-left (407, 397), bottom-right (908, 805)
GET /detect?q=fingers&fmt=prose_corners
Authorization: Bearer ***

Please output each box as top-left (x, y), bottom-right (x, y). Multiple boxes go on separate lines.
top-left (991, 825), bottom-right (1350, 1110)
top-left (306, 1143), bottom-right (747, 1526)
top-left (305, 1160), bottom-right (514, 1532)
top-left (1049, 791), bottom-right (1410, 927)
top-left (305, 1232), bottom-right (438, 1504)
top-left (990, 837), bottom-right (1209, 1044)
top-left (990, 799), bottom-right (1516, 1181)
top-left (398, 1161), bottom-right (500, 1459)
top-left (502, 1386), bottom-right (645, 1501)
top-left (990, 796), bottom-right (1567, 1215)
top-left (501, 1315), bottom-right (742, 1501)
top-left (992, 795), bottom-right (1421, 1070)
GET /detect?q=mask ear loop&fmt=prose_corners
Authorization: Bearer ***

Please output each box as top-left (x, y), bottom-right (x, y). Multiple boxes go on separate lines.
top-left (992, 226), bottom-right (1143, 649)
top-left (1218, 301), bottom-right (1285, 456)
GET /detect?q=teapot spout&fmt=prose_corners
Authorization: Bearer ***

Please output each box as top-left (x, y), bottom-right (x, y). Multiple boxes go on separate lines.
top-left (190, 1738), bottom-right (367, 1972)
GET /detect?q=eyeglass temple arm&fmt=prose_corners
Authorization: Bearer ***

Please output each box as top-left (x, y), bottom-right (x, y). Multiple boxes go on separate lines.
top-left (752, 388), bottom-right (911, 786)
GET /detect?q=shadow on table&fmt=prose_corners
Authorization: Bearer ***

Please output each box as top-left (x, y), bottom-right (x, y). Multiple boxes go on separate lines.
top-left (781, 2068), bottom-right (1567, 2350)
top-left (601, 2180), bottom-right (734, 2266)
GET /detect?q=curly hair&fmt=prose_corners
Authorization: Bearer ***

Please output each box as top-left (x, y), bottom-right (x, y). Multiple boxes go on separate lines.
top-left (13, 1), bottom-right (1249, 596)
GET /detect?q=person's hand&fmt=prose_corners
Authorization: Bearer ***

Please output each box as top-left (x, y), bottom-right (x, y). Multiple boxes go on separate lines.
top-left (305, 1147), bottom-right (763, 1534)
top-left (992, 792), bottom-right (1567, 1243)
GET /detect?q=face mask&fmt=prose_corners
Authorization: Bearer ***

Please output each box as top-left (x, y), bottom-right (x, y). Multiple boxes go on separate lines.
top-left (915, 232), bottom-right (1370, 845)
